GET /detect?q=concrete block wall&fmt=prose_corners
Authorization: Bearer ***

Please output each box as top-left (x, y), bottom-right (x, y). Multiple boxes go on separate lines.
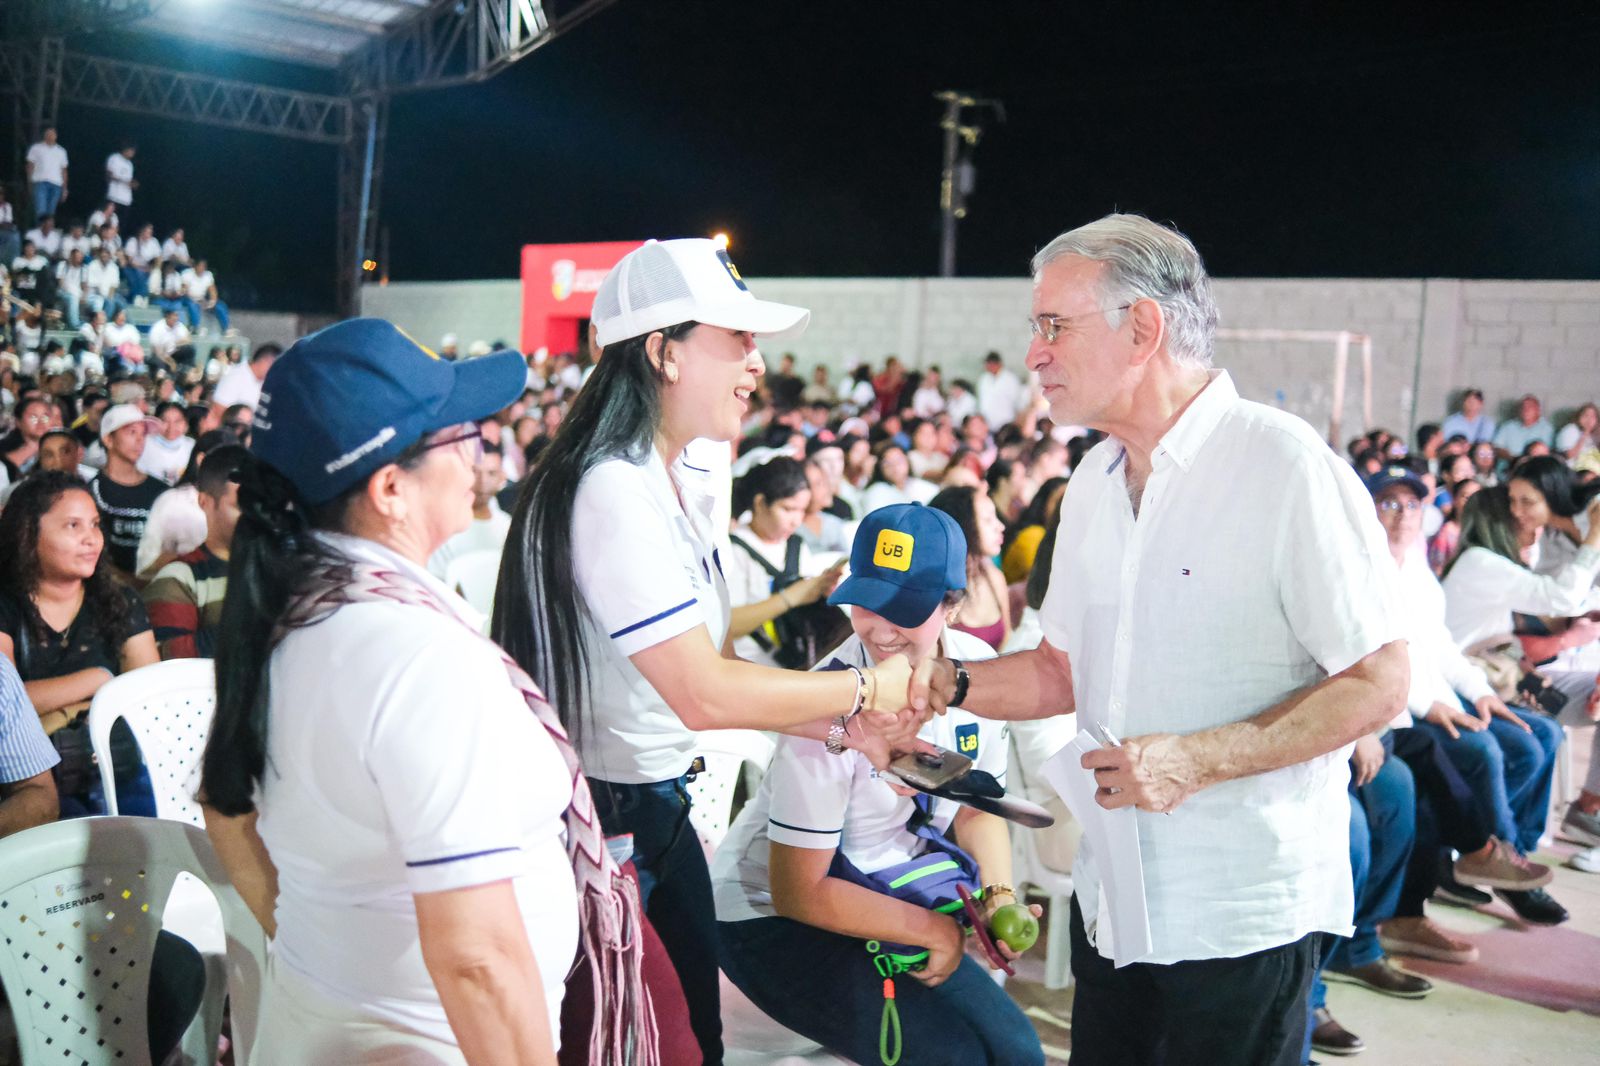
top-left (359, 276), bottom-right (1598, 437)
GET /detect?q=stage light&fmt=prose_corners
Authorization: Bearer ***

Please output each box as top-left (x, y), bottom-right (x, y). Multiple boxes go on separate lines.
top-left (362, 258), bottom-right (377, 272)
top-left (712, 232), bottom-right (730, 249)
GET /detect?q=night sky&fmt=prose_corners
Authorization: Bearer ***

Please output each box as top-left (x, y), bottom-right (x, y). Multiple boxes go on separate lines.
top-left (51, 1), bottom-right (1600, 311)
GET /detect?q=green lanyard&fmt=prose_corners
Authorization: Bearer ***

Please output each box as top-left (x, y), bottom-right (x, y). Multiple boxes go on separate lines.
top-left (865, 941), bottom-right (904, 1066)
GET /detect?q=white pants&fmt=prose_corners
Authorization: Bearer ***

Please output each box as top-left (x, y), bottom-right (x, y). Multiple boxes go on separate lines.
top-left (253, 954), bottom-right (467, 1066)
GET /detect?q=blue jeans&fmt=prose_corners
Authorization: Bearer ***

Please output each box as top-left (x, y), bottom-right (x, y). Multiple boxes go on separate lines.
top-left (589, 773), bottom-right (722, 1065)
top-left (1418, 700), bottom-right (1561, 854)
top-left (59, 289), bottom-right (83, 328)
top-left (1325, 752), bottom-right (1414, 972)
top-left (86, 291), bottom-right (127, 319)
top-left (31, 181), bottom-right (62, 219)
top-left (178, 296), bottom-right (229, 332)
top-left (123, 265), bottom-right (149, 300)
top-left (719, 915), bottom-right (1044, 1066)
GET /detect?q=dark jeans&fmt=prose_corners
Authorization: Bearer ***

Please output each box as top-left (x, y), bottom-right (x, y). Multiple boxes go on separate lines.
top-left (718, 915), bottom-right (1043, 1066)
top-left (590, 774), bottom-right (722, 1066)
top-left (1388, 727), bottom-right (1493, 916)
top-left (1417, 699), bottom-right (1562, 854)
top-left (1069, 895), bottom-right (1317, 1066)
top-left (1325, 752), bottom-right (1413, 973)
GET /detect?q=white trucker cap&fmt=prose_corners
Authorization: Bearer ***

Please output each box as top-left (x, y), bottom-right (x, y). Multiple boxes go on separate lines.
top-left (591, 238), bottom-right (810, 349)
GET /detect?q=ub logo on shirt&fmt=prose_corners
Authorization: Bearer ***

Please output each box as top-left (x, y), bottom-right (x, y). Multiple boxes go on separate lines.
top-left (954, 722), bottom-right (979, 755)
top-left (874, 529), bottom-right (914, 572)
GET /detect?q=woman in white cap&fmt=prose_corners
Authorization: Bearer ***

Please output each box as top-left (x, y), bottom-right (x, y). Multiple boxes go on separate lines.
top-left (200, 319), bottom-right (652, 1066)
top-left (495, 239), bottom-right (921, 1064)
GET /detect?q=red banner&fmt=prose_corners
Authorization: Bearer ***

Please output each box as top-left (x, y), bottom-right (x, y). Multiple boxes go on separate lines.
top-left (519, 240), bottom-right (645, 357)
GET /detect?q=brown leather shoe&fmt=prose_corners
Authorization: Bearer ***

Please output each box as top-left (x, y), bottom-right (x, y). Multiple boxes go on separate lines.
top-left (1310, 1006), bottom-right (1366, 1056)
top-left (1324, 958), bottom-right (1433, 999)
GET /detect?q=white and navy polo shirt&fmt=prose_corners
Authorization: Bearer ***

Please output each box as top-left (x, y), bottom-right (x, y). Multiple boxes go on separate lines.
top-left (711, 628), bottom-right (1006, 924)
top-left (570, 442), bottom-right (731, 784)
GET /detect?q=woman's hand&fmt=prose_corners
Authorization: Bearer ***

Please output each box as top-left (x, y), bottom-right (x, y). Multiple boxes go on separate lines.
top-left (910, 914), bottom-right (965, 988)
top-left (865, 654), bottom-right (914, 716)
top-left (971, 896), bottom-right (1044, 970)
top-left (783, 559), bottom-right (848, 609)
top-left (1350, 733), bottom-right (1386, 788)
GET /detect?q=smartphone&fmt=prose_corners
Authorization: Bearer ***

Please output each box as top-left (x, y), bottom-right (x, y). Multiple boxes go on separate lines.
top-left (888, 747), bottom-right (973, 791)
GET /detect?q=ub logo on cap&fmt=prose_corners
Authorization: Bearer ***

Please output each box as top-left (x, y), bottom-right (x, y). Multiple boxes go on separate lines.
top-left (874, 528), bottom-right (915, 572)
top-left (716, 249), bottom-right (750, 292)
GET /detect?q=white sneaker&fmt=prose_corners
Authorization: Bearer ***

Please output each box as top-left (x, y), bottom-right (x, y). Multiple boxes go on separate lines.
top-left (1571, 847), bottom-right (1600, 874)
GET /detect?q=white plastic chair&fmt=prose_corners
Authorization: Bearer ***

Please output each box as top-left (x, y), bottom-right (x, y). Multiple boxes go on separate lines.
top-left (443, 550), bottom-right (502, 616)
top-left (86, 659), bottom-right (224, 963)
top-left (87, 658), bottom-right (215, 827)
top-left (686, 729), bottom-right (777, 853)
top-left (0, 816), bottom-right (268, 1066)
top-left (1011, 817), bottom-right (1075, 991)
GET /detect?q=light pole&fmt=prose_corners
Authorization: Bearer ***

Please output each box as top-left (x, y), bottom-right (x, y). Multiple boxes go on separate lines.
top-left (936, 90), bottom-right (1004, 277)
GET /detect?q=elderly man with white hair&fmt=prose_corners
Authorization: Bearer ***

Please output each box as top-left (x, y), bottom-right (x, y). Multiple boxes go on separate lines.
top-left (909, 213), bottom-right (1408, 1066)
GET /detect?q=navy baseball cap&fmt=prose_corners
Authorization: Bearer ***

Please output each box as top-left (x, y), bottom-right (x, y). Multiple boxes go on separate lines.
top-left (1364, 464), bottom-right (1428, 500)
top-left (829, 504), bottom-right (967, 628)
top-left (253, 318), bottom-right (526, 505)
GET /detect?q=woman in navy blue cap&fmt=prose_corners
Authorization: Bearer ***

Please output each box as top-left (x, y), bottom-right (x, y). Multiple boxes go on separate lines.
top-left (495, 240), bottom-right (924, 1064)
top-left (199, 320), bottom-right (653, 1066)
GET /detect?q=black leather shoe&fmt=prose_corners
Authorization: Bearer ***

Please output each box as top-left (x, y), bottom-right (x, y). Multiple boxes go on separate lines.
top-left (1495, 887), bottom-right (1570, 926)
top-left (1310, 1006), bottom-right (1366, 1056)
top-left (1434, 866), bottom-right (1492, 907)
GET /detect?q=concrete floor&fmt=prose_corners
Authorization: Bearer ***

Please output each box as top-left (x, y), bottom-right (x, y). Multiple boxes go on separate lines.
top-left (1007, 730), bottom-right (1600, 1066)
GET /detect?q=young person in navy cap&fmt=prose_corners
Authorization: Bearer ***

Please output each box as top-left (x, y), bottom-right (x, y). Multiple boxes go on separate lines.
top-left (495, 239), bottom-right (927, 1064)
top-left (198, 319), bottom-right (652, 1066)
top-left (711, 503), bottom-right (1043, 1066)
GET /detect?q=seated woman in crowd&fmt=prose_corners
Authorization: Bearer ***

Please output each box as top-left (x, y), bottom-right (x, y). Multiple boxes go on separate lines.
top-left (0, 471), bottom-right (159, 815)
top-left (1428, 474), bottom-right (1479, 574)
top-left (798, 441), bottom-right (853, 554)
top-left (713, 503), bottom-right (1044, 1066)
top-left (1001, 475), bottom-right (1068, 586)
top-left (725, 456), bottom-right (848, 668)
top-left (930, 485), bottom-right (1013, 653)
top-left (1443, 485), bottom-right (1600, 890)
top-left (199, 321), bottom-right (623, 1065)
top-left (862, 439), bottom-right (937, 512)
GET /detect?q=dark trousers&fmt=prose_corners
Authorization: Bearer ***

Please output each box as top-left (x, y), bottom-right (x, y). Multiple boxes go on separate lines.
top-left (718, 915), bottom-right (1043, 1066)
top-left (590, 775), bottom-right (722, 1065)
top-left (1388, 727), bottom-right (1493, 916)
top-left (1069, 895), bottom-right (1317, 1066)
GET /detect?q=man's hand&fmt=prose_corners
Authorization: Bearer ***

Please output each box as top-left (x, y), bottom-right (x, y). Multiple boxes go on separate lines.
top-left (1080, 732), bottom-right (1203, 813)
top-left (849, 708), bottom-right (935, 772)
top-left (1474, 693), bottom-right (1531, 733)
top-left (1350, 734), bottom-right (1386, 788)
top-left (1425, 701), bottom-right (1483, 740)
top-left (908, 656), bottom-right (957, 716)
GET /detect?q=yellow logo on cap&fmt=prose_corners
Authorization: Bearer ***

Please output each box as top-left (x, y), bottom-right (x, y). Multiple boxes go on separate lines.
top-left (875, 529), bottom-right (914, 572)
top-left (394, 326), bottom-right (441, 360)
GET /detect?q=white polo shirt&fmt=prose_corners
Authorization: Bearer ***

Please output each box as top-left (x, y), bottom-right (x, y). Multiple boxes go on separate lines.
top-left (570, 442), bottom-right (730, 783)
top-left (24, 227), bottom-right (60, 257)
top-left (162, 237), bottom-right (190, 264)
top-left (148, 319), bottom-right (190, 361)
top-left (105, 153), bottom-right (134, 205)
top-left (257, 533), bottom-right (578, 1047)
top-left (1040, 369), bottom-right (1401, 965)
top-left (180, 267), bottom-right (214, 301)
top-left (26, 141), bottom-right (67, 185)
top-left (711, 629), bottom-right (1003, 924)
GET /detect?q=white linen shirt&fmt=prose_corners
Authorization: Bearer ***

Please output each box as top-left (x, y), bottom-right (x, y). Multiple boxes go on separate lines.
top-left (1395, 551), bottom-right (1493, 721)
top-left (257, 534), bottom-right (577, 1047)
top-left (570, 443), bottom-right (731, 783)
top-left (711, 629), bottom-right (1002, 923)
top-left (1441, 544), bottom-right (1600, 652)
top-left (1039, 370), bottom-right (1401, 965)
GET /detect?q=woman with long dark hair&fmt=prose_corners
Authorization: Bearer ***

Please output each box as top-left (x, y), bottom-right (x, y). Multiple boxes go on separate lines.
top-left (494, 239), bottom-right (920, 1065)
top-left (928, 485), bottom-right (1012, 652)
top-left (0, 471), bottom-right (158, 812)
top-left (198, 320), bottom-right (647, 1065)
top-left (1441, 485), bottom-right (1600, 904)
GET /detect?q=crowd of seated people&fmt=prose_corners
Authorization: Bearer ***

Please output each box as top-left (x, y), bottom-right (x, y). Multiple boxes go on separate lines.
top-left (0, 312), bottom-right (1596, 1064)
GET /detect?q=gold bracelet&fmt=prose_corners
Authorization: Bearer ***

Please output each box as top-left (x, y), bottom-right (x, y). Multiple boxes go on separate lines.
top-left (981, 882), bottom-right (1016, 902)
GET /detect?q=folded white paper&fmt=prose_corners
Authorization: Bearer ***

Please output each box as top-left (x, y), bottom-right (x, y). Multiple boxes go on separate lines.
top-left (1041, 731), bottom-right (1153, 967)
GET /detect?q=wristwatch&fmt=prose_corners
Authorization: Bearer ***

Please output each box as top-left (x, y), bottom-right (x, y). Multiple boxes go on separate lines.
top-left (825, 714), bottom-right (850, 755)
top-left (949, 659), bottom-right (970, 708)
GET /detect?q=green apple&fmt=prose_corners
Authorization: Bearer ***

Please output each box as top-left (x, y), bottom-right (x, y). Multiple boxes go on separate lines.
top-left (989, 902), bottom-right (1039, 954)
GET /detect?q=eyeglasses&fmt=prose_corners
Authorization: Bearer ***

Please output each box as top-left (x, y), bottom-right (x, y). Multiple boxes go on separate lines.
top-left (1026, 305), bottom-right (1134, 344)
top-left (1377, 499), bottom-right (1423, 514)
top-left (420, 425), bottom-right (484, 463)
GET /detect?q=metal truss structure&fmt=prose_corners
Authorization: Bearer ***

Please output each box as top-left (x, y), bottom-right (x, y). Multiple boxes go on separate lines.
top-left (0, 0), bottom-right (618, 315)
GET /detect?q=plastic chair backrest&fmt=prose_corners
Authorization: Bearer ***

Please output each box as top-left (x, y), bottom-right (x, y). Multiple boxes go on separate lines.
top-left (87, 659), bottom-right (215, 826)
top-left (0, 816), bottom-right (268, 1066)
top-left (685, 730), bottom-right (777, 853)
top-left (443, 551), bottom-right (502, 616)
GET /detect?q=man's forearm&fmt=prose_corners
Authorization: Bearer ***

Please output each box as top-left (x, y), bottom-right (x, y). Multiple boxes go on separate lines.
top-left (960, 644), bottom-right (1075, 722)
top-left (1185, 640), bottom-right (1408, 790)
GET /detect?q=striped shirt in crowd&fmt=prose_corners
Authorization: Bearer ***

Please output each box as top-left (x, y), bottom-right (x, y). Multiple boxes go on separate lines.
top-left (0, 654), bottom-right (58, 787)
top-left (143, 545), bottom-right (229, 659)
